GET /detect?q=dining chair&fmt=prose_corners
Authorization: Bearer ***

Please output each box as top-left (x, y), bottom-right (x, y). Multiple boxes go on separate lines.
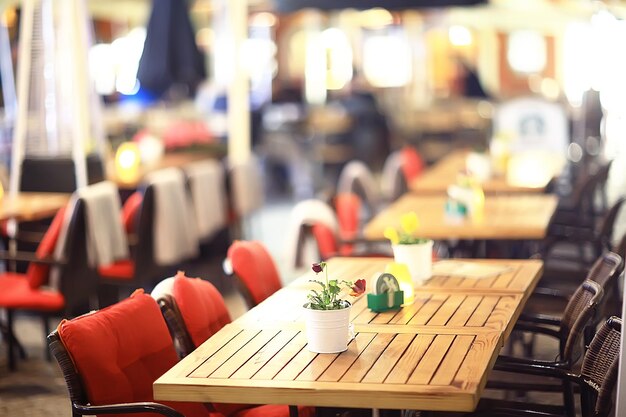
top-left (228, 155), bottom-right (264, 239)
top-left (184, 160), bottom-right (228, 245)
top-left (551, 160), bottom-right (613, 230)
top-left (98, 181), bottom-right (190, 303)
top-left (486, 280), bottom-right (604, 409)
top-left (539, 197), bottom-right (626, 280)
top-left (284, 199), bottom-right (388, 270)
top-left (227, 240), bottom-right (283, 309)
top-left (528, 251), bottom-right (623, 321)
top-left (399, 146), bottom-right (425, 184)
top-left (0, 200), bottom-right (94, 370)
top-left (380, 151), bottom-right (406, 202)
top-left (48, 290), bottom-right (219, 417)
top-left (152, 272), bottom-right (315, 417)
top-left (475, 316), bottom-right (622, 417)
top-left (97, 188), bottom-right (155, 302)
top-left (283, 199), bottom-right (341, 269)
top-left (336, 160), bottom-right (380, 218)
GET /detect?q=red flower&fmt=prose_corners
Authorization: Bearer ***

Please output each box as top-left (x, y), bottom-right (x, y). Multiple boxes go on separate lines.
top-left (349, 279), bottom-right (366, 297)
top-left (312, 262), bottom-right (324, 274)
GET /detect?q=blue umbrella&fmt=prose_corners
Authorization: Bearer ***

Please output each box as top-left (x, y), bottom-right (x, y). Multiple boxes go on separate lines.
top-left (137, 0), bottom-right (206, 98)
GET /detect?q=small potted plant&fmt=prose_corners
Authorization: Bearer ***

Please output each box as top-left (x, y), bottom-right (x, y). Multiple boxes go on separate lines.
top-left (384, 212), bottom-right (433, 285)
top-left (303, 262), bottom-right (366, 353)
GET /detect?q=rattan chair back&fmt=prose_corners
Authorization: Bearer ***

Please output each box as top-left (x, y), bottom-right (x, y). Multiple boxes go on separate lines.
top-left (597, 198), bottom-right (626, 253)
top-left (580, 316), bottom-right (622, 417)
top-left (560, 280), bottom-right (603, 362)
top-left (157, 294), bottom-right (196, 358)
top-left (48, 330), bottom-right (89, 416)
top-left (586, 251), bottom-right (624, 287)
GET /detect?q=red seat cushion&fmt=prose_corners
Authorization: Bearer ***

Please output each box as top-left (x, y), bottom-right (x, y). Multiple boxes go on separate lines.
top-left (57, 290), bottom-right (213, 417)
top-left (0, 273), bottom-right (64, 311)
top-left (98, 259), bottom-right (135, 280)
top-left (227, 241), bottom-right (282, 306)
top-left (400, 146), bottom-right (425, 182)
top-left (233, 404), bottom-right (315, 417)
top-left (335, 193), bottom-right (360, 239)
top-left (27, 206), bottom-right (67, 289)
top-left (171, 273), bottom-right (232, 347)
top-left (121, 192), bottom-right (143, 234)
top-left (311, 223), bottom-right (340, 260)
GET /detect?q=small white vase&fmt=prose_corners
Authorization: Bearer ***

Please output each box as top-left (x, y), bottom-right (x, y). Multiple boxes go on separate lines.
top-left (392, 240), bottom-right (434, 285)
top-left (303, 304), bottom-right (353, 353)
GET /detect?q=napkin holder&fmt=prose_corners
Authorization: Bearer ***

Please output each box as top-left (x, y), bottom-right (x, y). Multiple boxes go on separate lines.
top-left (367, 273), bottom-right (404, 313)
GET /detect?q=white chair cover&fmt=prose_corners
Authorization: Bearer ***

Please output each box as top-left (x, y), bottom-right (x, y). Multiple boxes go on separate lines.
top-left (337, 160), bottom-right (380, 212)
top-left (185, 160), bottom-right (227, 241)
top-left (283, 199), bottom-right (339, 269)
top-left (381, 151), bottom-right (404, 201)
top-left (146, 168), bottom-right (199, 266)
top-left (230, 155), bottom-right (264, 218)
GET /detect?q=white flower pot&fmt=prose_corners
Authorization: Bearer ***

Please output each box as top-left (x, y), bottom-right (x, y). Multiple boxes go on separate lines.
top-left (303, 304), bottom-right (353, 353)
top-left (392, 240), bottom-right (434, 285)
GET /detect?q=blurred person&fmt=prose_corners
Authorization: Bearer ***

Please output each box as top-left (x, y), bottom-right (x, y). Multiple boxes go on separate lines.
top-left (452, 56), bottom-right (490, 99)
top-left (329, 70), bottom-right (391, 171)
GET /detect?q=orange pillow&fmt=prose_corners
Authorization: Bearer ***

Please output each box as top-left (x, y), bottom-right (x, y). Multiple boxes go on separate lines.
top-left (27, 206), bottom-right (67, 289)
top-left (172, 274), bottom-right (231, 348)
top-left (227, 241), bottom-right (282, 306)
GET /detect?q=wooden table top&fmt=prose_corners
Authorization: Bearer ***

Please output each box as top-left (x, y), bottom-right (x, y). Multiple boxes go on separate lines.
top-left (363, 194), bottom-right (558, 241)
top-left (0, 192), bottom-right (70, 222)
top-left (409, 150), bottom-right (551, 194)
top-left (154, 257), bottom-right (543, 412)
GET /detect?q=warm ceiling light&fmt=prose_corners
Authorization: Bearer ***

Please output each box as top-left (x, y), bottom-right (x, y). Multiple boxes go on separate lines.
top-left (250, 12), bottom-right (277, 27)
top-left (359, 8), bottom-right (393, 28)
top-left (1, 8), bottom-right (16, 27)
top-left (449, 25), bottom-right (472, 46)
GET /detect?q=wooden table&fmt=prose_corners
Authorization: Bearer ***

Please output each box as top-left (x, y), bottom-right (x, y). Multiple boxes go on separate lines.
top-left (154, 257), bottom-right (543, 412)
top-left (409, 150), bottom-right (551, 194)
top-left (0, 192), bottom-right (70, 222)
top-left (363, 194), bottom-right (558, 241)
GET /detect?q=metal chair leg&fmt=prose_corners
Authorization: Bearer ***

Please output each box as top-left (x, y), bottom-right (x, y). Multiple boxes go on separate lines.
top-left (42, 315), bottom-right (51, 361)
top-left (6, 309), bottom-right (15, 371)
top-left (289, 405), bottom-right (299, 417)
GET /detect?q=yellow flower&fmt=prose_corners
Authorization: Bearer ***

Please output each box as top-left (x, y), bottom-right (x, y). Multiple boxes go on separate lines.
top-left (383, 227), bottom-right (399, 245)
top-left (400, 212), bottom-right (419, 235)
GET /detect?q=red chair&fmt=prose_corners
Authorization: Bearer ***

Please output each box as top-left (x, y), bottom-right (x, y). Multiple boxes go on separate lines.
top-left (97, 187), bottom-right (175, 305)
top-left (227, 241), bottom-right (282, 308)
top-left (153, 272), bottom-right (314, 417)
top-left (0, 200), bottom-right (94, 370)
top-left (400, 146), bottom-right (425, 183)
top-left (334, 192), bottom-right (360, 242)
top-left (48, 290), bottom-right (219, 417)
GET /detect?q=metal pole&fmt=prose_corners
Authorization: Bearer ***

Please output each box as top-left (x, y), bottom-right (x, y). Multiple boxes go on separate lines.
top-left (9, 0), bottom-right (35, 196)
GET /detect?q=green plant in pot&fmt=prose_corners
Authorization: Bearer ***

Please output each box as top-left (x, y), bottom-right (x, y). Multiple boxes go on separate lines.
top-left (384, 212), bottom-right (433, 285)
top-left (303, 262), bottom-right (366, 353)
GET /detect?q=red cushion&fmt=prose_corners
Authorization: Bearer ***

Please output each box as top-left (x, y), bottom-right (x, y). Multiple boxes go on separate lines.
top-left (57, 290), bottom-right (213, 417)
top-left (227, 241), bottom-right (282, 306)
top-left (171, 272), bottom-right (232, 348)
top-left (0, 273), bottom-right (64, 311)
top-left (311, 224), bottom-right (339, 260)
top-left (233, 405), bottom-right (315, 417)
top-left (121, 192), bottom-right (143, 234)
top-left (400, 146), bottom-right (424, 182)
top-left (27, 206), bottom-right (67, 289)
top-left (335, 193), bottom-right (360, 239)
top-left (98, 259), bottom-right (135, 280)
